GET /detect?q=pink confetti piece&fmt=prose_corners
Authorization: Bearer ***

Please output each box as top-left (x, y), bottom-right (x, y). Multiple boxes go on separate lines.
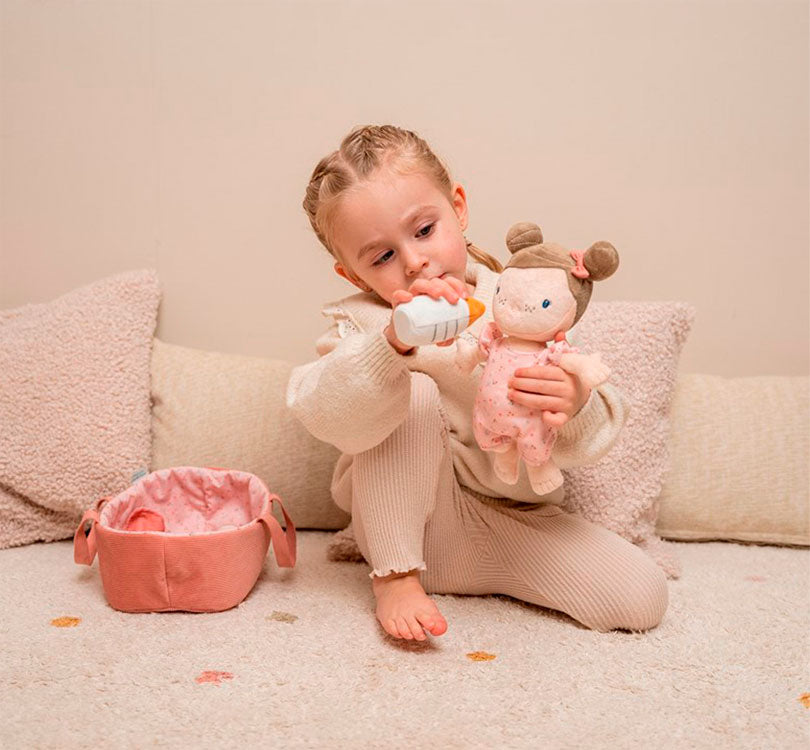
top-left (195, 670), bottom-right (234, 686)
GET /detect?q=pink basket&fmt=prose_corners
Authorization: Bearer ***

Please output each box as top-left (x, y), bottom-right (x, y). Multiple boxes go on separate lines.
top-left (73, 466), bottom-right (296, 613)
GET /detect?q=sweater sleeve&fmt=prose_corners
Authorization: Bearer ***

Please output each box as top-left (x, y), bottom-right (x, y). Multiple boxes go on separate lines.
top-left (285, 306), bottom-right (413, 455)
top-left (551, 381), bottom-right (630, 470)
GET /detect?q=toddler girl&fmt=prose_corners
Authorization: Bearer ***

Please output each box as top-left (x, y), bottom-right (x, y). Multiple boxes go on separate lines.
top-left (287, 124), bottom-right (668, 642)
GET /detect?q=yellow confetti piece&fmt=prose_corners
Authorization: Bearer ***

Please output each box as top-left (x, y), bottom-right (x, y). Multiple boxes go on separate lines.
top-left (50, 617), bottom-right (81, 628)
top-left (799, 693), bottom-right (810, 708)
top-left (467, 651), bottom-right (496, 661)
top-left (267, 611), bottom-right (298, 623)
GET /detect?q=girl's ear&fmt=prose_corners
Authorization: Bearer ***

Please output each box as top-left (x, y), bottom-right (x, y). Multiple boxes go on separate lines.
top-left (450, 182), bottom-right (469, 231)
top-left (334, 261), bottom-right (371, 293)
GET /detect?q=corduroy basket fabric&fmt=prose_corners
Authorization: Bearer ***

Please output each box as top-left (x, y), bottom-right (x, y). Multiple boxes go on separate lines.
top-left (73, 466), bottom-right (296, 613)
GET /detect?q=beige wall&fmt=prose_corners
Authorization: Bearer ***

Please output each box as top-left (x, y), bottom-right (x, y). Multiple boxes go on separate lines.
top-left (1, 0), bottom-right (808, 376)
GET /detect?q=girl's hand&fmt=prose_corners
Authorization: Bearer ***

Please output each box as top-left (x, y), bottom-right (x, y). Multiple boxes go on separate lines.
top-left (507, 365), bottom-right (590, 427)
top-left (385, 275), bottom-right (470, 351)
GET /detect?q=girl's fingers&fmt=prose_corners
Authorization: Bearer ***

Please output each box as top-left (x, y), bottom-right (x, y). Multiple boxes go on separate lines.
top-left (429, 277), bottom-right (459, 303)
top-left (508, 391), bottom-right (567, 411)
top-left (510, 377), bottom-right (568, 396)
top-left (406, 279), bottom-right (434, 296)
top-left (542, 411), bottom-right (569, 428)
top-left (443, 275), bottom-right (469, 298)
top-left (408, 277), bottom-right (460, 304)
top-left (515, 365), bottom-right (566, 381)
top-left (391, 289), bottom-right (414, 307)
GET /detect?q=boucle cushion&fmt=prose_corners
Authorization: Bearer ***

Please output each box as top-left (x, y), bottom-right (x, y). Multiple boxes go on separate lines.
top-left (561, 301), bottom-right (695, 579)
top-left (656, 374), bottom-right (809, 546)
top-left (0, 270), bottom-right (160, 549)
top-left (150, 338), bottom-right (349, 530)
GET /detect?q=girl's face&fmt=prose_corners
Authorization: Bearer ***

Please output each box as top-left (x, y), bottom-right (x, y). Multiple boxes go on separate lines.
top-left (328, 165), bottom-right (470, 304)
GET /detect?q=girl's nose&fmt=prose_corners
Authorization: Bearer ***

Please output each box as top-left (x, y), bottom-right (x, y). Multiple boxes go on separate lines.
top-left (403, 245), bottom-right (429, 276)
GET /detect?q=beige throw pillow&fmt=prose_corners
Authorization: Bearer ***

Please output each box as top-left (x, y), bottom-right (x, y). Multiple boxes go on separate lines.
top-left (0, 270), bottom-right (160, 549)
top-left (150, 338), bottom-right (349, 530)
top-left (656, 374), bottom-right (809, 546)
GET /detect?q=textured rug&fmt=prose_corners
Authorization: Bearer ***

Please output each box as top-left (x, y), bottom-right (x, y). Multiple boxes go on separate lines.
top-left (1, 532), bottom-right (807, 748)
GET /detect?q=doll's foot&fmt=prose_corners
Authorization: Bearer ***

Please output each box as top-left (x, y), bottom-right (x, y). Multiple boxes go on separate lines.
top-left (493, 444), bottom-right (520, 484)
top-left (371, 569), bottom-right (448, 641)
top-left (526, 460), bottom-right (564, 495)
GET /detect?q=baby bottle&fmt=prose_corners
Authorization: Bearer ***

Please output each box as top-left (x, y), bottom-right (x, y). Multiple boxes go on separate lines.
top-left (393, 295), bottom-right (486, 347)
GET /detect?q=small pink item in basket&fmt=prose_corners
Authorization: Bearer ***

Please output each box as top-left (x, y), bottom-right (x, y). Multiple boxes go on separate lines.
top-left (73, 466), bottom-right (296, 613)
top-left (124, 507), bottom-right (166, 532)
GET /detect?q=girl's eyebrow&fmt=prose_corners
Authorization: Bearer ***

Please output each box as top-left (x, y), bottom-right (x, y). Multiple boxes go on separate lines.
top-left (357, 205), bottom-right (437, 259)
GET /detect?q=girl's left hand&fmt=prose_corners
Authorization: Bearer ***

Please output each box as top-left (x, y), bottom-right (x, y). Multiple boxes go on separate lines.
top-left (507, 365), bottom-right (590, 427)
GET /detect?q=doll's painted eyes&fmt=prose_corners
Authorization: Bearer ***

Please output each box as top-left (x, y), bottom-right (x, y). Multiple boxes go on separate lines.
top-left (542, 299), bottom-right (551, 308)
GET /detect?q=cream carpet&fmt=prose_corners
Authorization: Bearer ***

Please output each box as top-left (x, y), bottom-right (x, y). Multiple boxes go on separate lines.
top-left (1, 532), bottom-right (808, 749)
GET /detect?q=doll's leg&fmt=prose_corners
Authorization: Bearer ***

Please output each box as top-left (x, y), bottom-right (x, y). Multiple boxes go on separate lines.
top-left (330, 372), bottom-right (447, 579)
top-left (493, 443), bottom-right (521, 485)
top-left (471, 499), bottom-right (669, 632)
top-left (518, 421), bottom-right (563, 494)
top-left (473, 419), bottom-right (520, 484)
top-left (524, 460), bottom-right (564, 495)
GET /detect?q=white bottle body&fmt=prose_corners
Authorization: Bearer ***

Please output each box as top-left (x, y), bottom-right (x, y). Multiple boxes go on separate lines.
top-left (393, 295), bottom-right (473, 347)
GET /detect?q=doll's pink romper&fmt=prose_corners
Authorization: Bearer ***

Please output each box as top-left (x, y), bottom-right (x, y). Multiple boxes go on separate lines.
top-left (473, 329), bottom-right (579, 466)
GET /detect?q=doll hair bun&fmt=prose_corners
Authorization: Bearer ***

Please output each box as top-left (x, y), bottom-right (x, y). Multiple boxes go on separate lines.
top-left (506, 222), bottom-right (544, 254)
top-left (583, 241), bottom-right (619, 282)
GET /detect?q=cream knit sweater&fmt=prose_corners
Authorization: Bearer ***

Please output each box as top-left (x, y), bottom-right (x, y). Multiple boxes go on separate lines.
top-left (286, 257), bottom-right (629, 504)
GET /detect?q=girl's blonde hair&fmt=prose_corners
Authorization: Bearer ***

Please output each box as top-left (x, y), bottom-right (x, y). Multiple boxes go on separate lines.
top-left (302, 124), bottom-right (503, 274)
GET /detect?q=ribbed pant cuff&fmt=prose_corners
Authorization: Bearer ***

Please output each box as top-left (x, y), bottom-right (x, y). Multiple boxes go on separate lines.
top-left (368, 561), bottom-right (428, 580)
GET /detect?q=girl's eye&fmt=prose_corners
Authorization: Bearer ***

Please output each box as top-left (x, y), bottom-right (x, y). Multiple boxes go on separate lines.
top-left (542, 299), bottom-right (551, 308)
top-left (372, 250), bottom-right (394, 266)
top-left (417, 223), bottom-right (434, 237)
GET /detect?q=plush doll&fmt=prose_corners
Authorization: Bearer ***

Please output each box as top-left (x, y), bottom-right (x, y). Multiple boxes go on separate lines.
top-left (455, 222), bottom-right (619, 496)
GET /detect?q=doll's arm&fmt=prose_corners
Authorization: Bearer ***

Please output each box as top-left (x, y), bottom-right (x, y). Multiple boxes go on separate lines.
top-left (455, 338), bottom-right (481, 375)
top-left (454, 321), bottom-right (501, 374)
top-left (558, 351), bottom-right (611, 390)
top-left (454, 336), bottom-right (487, 374)
top-left (479, 321), bottom-right (502, 357)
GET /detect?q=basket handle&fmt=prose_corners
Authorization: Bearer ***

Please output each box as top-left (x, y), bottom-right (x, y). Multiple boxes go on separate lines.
top-left (73, 496), bottom-right (111, 566)
top-left (258, 494), bottom-right (297, 568)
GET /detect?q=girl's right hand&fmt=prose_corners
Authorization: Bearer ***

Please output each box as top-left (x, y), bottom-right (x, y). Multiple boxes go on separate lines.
top-left (384, 276), bottom-right (470, 353)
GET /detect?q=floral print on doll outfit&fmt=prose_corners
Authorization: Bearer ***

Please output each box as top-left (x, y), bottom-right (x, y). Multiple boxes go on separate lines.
top-left (473, 337), bottom-right (579, 466)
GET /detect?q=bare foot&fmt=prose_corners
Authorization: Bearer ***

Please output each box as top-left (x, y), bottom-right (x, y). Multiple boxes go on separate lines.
top-left (371, 569), bottom-right (448, 641)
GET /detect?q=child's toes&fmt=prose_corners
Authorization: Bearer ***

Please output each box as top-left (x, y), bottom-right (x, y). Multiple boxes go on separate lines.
top-left (418, 613), bottom-right (447, 636)
top-left (406, 616), bottom-right (427, 640)
top-left (395, 617), bottom-right (414, 639)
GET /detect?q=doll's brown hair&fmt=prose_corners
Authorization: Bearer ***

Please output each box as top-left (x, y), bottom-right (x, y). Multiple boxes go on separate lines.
top-left (302, 124), bottom-right (503, 273)
top-left (505, 222), bottom-right (619, 326)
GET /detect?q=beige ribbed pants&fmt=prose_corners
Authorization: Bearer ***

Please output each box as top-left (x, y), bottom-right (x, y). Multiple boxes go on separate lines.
top-left (330, 373), bottom-right (669, 633)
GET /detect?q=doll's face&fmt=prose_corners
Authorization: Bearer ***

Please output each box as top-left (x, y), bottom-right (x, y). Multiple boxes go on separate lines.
top-left (492, 267), bottom-right (577, 341)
